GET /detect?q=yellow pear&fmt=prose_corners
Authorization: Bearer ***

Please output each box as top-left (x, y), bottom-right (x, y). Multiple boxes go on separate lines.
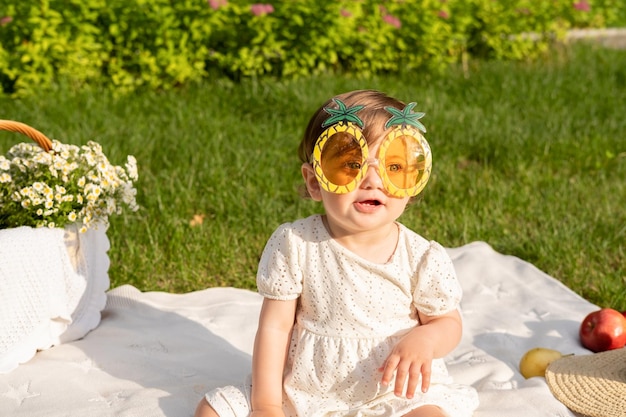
top-left (519, 347), bottom-right (564, 379)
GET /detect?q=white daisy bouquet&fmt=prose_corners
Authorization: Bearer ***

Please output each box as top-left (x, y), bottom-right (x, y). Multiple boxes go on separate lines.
top-left (0, 138), bottom-right (138, 232)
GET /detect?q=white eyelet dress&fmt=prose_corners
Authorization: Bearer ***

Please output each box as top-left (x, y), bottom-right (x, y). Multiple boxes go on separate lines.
top-left (205, 214), bottom-right (479, 417)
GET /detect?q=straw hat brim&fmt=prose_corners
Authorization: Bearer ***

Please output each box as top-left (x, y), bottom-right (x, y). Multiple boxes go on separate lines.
top-left (545, 348), bottom-right (626, 417)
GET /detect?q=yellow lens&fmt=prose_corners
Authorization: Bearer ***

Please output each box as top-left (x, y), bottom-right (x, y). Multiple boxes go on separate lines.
top-left (384, 135), bottom-right (424, 189)
top-left (320, 132), bottom-right (363, 186)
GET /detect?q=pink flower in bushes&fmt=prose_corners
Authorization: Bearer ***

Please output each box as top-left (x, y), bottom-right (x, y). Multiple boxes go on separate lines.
top-left (438, 10), bottom-right (449, 19)
top-left (208, 0), bottom-right (227, 10)
top-left (573, 0), bottom-right (590, 12)
top-left (340, 9), bottom-right (352, 18)
top-left (251, 3), bottom-right (274, 16)
top-left (378, 4), bottom-right (400, 29)
top-left (0, 16), bottom-right (12, 26)
top-left (383, 14), bottom-right (401, 29)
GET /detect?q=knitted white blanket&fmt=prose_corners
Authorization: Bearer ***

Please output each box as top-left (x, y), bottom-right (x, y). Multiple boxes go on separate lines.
top-left (0, 225), bottom-right (110, 373)
top-left (0, 241), bottom-right (597, 416)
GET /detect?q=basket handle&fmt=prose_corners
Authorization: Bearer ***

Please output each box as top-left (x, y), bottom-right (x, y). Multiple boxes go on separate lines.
top-left (0, 120), bottom-right (53, 152)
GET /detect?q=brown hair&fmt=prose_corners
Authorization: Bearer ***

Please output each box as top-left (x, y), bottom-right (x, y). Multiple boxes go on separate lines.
top-left (297, 90), bottom-right (407, 164)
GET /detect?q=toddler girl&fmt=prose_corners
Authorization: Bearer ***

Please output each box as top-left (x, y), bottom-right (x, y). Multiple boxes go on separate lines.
top-left (195, 90), bottom-right (479, 417)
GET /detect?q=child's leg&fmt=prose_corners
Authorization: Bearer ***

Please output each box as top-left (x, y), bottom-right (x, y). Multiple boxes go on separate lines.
top-left (194, 397), bottom-right (220, 417)
top-left (403, 404), bottom-right (447, 417)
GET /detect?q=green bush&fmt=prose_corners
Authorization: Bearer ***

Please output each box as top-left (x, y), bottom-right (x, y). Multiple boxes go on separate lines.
top-left (0, 0), bottom-right (624, 97)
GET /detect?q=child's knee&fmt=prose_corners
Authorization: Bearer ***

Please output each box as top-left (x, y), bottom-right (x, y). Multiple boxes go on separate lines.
top-left (403, 404), bottom-right (447, 417)
top-left (194, 397), bottom-right (219, 417)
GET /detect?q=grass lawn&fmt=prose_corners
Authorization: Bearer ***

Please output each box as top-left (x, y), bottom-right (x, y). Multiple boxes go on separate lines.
top-left (1, 43), bottom-right (625, 311)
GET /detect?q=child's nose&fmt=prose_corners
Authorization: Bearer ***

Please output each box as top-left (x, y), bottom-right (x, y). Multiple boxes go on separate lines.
top-left (360, 159), bottom-right (384, 190)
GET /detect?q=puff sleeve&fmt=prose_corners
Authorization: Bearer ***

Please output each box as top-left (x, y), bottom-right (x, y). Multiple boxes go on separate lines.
top-left (256, 223), bottom-right (303, 300)
top-left (412, 241), bottom-right (462, 316)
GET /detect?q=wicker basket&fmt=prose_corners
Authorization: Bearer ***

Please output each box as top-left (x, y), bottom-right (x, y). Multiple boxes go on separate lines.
top-left (0, 120), bottom-right (54, 152)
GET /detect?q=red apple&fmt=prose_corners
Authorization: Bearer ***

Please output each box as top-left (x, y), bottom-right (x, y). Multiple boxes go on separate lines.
top-left (579, 308), bottom-right (626, 352)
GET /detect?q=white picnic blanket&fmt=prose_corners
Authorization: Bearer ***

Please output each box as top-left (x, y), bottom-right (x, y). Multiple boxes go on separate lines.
top-left (0, 241), bottom-right (596, 416)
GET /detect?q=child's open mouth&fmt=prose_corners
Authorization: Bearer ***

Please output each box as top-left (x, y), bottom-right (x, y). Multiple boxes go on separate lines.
top-left (360, 200), bottom-right (382, 206)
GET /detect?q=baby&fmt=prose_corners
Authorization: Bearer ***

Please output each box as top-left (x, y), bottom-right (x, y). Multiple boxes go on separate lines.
top-left (195, 89), bottom-right (479, 417)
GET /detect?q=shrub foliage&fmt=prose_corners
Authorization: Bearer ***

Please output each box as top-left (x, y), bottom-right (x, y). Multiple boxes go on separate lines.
top-left (0, 0), bottom-right (624, 96)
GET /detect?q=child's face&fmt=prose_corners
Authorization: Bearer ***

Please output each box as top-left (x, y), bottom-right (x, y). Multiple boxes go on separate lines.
top-left (303, 140), bottom-right (411, 236)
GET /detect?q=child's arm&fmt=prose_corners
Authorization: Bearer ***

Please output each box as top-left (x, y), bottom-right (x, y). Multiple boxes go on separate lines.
top-left (379, 309), bottom-right (462, 399)
top-left (250, 297), bottom-right (297, 417)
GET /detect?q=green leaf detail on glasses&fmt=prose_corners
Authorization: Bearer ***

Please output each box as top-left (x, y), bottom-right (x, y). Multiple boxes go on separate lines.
top-left (322, 99), bottom-right (365, 128)
top-left (384, 102), bottom-right (427, 133)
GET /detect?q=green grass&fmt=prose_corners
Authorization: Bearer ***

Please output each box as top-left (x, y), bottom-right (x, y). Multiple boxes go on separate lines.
top-left (1, 44), bottom-right (625, 311)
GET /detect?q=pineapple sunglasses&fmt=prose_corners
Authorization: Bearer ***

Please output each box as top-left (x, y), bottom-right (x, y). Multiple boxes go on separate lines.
top-left (311, 99), bottom-right (432, 198)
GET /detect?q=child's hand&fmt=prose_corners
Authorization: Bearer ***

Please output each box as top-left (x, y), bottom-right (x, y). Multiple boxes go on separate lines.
top-left (379, 326), bottom-right (436, 398)
top-left (379, 310), bottom-right (463, 398)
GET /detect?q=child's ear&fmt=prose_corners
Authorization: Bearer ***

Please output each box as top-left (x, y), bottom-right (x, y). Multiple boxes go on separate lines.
top-left (301, 163), bottom-right (323, 201)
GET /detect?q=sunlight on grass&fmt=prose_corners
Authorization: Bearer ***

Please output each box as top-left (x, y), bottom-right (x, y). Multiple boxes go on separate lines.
top-left (1, 44), bottom-right (624, 310)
